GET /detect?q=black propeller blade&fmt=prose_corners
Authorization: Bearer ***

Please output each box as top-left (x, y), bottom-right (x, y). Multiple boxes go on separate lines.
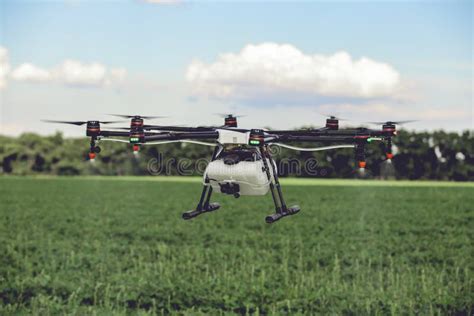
top-left (42, 120), bottom-right (122, 126)
top-left (108, 114), bottom-right (167, 119)
top-left (214, 113), bottom-right (246, 118)
top-left (366, 120), bottom-right (417, 125)
top-left (42, 120), bottom-right (88, 126)
top-left (318, 113), bottom-right (348, 121)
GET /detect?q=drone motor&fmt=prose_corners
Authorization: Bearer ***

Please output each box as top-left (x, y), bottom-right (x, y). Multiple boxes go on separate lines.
top-left (382, 123), bottom-right (396, 134)
top-left (326, 117), bottom-right (339, 130)
top-left (86, 121), bottom-right (101, 137)
top-left (131, 117), bottom-right (144, 128)
top-left (224, 115), bottom-right (238, 127)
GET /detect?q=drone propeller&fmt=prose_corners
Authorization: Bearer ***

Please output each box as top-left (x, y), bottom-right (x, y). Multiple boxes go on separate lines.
top-left (42, 119), bottom-right (122, 126)
top-left (366, 120), bottom-right (417, 125)
top-left (108, 114), bottom-right (167, 119)
top-left (317, 113), bottom-right (346, 130)
top-left (318, 113), bottom-right (348, 121)
top-left (214, 113), bottom-right (246, 118)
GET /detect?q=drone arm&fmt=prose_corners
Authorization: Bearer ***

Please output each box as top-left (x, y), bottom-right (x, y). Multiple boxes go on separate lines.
top-left (265, 128), bottom-right (326, 135)
top-left (99, 130), bottom-right (130, 137)
top-left (270, 143), bottom-right (355, 152)
top-left (266, 129), bottom-right (392, 139)
top-left (143, 125), bottom-right (199, 132)
top-left (144, 131), bottom-right (219, 142)
top-left (272, 135), bottom-right (365, 143)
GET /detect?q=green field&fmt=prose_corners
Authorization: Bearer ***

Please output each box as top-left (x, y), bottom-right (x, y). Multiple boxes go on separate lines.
top-left (0, 177), bottom-right (473, 315)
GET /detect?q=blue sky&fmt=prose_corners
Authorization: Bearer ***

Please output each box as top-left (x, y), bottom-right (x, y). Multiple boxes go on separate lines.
top-left (0, 0), bottom-right (472, 135)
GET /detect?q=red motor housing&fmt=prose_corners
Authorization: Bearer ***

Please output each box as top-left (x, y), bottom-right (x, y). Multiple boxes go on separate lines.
top-left (382, 123), bottom-right (396, 136)
top-left (86, 121), bottom-right (101, 137)
top-left (131, 117), bottom-right (144, 128)
top-left (224, 115), bottom-right (237, 127)
top-left (326, 118), bottom-right (339, 130)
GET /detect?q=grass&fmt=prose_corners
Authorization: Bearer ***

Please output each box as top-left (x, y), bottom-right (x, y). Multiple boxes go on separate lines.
top-left (14, 174), bottom-right (474, 186)
top-left (0, 177), bottom-right (473, 315)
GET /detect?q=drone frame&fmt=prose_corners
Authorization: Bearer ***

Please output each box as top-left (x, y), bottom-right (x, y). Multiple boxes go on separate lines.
top-left (43, 114), bottom-right (400, 223)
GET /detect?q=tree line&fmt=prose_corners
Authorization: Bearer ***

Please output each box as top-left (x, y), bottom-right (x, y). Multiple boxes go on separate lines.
top-left (0, 129), bottom-right (472, 181)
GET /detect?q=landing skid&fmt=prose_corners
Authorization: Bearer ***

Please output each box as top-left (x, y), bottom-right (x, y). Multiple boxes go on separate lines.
top-left (182, 202), bottom-right (220, 220)
top-left (265, 205), bottom-right (300, 223)
top-left (260, 145), bottom-right (301, 224)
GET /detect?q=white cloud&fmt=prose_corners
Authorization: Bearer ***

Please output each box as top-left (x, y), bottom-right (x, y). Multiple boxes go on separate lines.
top-left (0, 46), bottom-right (126, 88)
top-left (0, 46), bottom-right (10, 89)
top-left (186, 43), bottom-right (401, 102)
top-left (54, 60), bottom-right (107, 86)
top-left (11, 63), bottom-right (52, 82)
top-left (10, 59), bottom-right (127, 87)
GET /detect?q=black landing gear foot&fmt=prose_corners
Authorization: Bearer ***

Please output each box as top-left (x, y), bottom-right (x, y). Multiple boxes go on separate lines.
top-left (182, 202), bottom-right (221, 220)
top-left (265, 205), bottom-right (301, 224)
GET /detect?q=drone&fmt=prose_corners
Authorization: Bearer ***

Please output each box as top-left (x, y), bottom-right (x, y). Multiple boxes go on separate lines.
top-left (43, 114), bottom-right (412, 223)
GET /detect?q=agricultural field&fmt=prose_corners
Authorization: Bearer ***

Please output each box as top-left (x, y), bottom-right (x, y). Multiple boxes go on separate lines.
top-left (0, 177), bottom-right (473, 315)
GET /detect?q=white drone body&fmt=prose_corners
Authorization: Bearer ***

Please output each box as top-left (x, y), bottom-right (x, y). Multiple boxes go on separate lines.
top-left (204, 129), bottom-right (274, 196)
top-left (205, 158), bottom-right (275, 196)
